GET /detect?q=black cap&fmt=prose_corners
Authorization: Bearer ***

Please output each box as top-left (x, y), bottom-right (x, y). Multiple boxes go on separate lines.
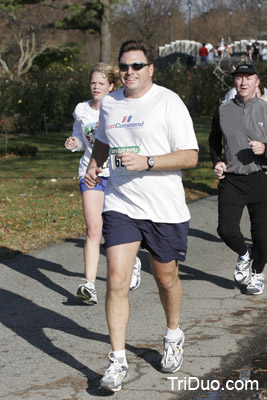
top-left (232, 64), bottom-right (259, 76)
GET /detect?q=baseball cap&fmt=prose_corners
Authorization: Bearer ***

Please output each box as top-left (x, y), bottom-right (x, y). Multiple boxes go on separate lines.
top-left (232, 64), bottom-right (259, 76)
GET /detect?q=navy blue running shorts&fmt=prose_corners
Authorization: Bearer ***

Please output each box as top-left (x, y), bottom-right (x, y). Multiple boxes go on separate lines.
top-left (79, 177), bottom-right (108, 194)
top-left (102, 210), bottom-right (189, 263)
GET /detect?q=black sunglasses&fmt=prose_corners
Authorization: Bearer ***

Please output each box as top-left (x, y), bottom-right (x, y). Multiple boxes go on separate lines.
top-left (119, 62), bottom-right (151, 72)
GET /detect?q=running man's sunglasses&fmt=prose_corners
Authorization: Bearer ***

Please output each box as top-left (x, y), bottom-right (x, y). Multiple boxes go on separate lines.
top-left (118, 62), bottom-right (151, 71)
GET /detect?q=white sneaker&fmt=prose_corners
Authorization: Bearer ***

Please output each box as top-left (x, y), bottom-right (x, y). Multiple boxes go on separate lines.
top-left (234, 248), bottom-right (252, 286)
top-left (99, 352), bottom-right (130, 392)
top-left (76, 280), bottom-right (97, 304)
top-left (246, 273), bottom-right (265, 295)
top-left (161, 330), bottom-right (185, 373)
top-left (129, 257), bottom-right (141, 291)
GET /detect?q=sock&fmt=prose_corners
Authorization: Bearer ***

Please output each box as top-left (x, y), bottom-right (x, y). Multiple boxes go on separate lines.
top-left (165, 326), bottom-right (182, 340)
top-left (85, 280), bottom-right (95, 288)
top-left (240, 250), bottom-right (250, 260)
top-left (113, 350), bottom-right (127, 366)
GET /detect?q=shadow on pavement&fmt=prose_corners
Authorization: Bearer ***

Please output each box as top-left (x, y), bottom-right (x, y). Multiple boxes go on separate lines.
top-left (2, 253), bottom-right (83, 303)
top-left (189, 228), bottom-right (222, 242)
top-left (0, 288), bottom-right (162, 396)
top-left (179, 264), bottom-right (236, 290)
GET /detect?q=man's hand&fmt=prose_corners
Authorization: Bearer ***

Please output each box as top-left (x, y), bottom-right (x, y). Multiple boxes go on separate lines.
top-left (116, 152), bottom-right (147, 171)
top-left (248, 141), bottom-right (265, 155)
top-left (84, 167), bottom-right (103, 188)
top-left (65, 137), bottom-right (78, 150)
top-left (214, 161), bottom-right (227, 179)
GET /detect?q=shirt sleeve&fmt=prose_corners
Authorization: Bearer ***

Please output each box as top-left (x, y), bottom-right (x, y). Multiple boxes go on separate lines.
top-left (71, 106), bottom-right (86, 152)
top-left (167, 93), bottom-right (199, 151)
top-left (95, 103), bottom-right (109, 145)
top-left (209, 108), bottom-right (223, 168)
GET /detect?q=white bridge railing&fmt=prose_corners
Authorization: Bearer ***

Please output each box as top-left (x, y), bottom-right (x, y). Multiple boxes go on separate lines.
top-left (158, 39), bottom-right (267, 64)
top-left (158, 40), bottom-right (201, 63)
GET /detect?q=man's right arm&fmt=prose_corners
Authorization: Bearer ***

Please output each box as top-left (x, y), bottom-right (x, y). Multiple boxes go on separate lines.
top-left (209, 109), bottom-right (227, 179)
top-left (209, 109), bottom-right (223, 167)
top-left (84, 139), bottom-right (110, 188)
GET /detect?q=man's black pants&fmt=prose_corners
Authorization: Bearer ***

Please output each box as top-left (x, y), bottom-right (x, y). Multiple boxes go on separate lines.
top-left (217, 171), bottom-right (267, 274)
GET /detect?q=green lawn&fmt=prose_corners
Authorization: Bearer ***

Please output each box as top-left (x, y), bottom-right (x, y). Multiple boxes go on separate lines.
top-left (183, 116), bottom-right (217, 201)
top-left (0, 117), bottom-right (217, 260)
top-left (0, 131), bottom-right (85, 259)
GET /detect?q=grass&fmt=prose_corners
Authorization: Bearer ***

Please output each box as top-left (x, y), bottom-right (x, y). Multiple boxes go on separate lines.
top-left (183, 116), bottom-right (218, 201)
top-left (0, 117), bottom-right (217, 261)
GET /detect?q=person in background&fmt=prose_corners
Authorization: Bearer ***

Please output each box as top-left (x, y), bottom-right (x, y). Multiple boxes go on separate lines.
top-left (226, 37), bottom-right (233, 58)
top-left (198, 43), bottom-right (208, 65)
top-left (261, 44), bottom-right (267, 61)
top-left (206, 43), bottom-right (214, 64)
top-left (209, 63), bottom-right (267, 296)
top-left (218, 37), bottom-right (225, 57)
top-left (65, 63), bottom-right (141, 305)
top-left (246, 39), bottom-right (253, 60)
top-left (252, 38), bottom-right (260, 62)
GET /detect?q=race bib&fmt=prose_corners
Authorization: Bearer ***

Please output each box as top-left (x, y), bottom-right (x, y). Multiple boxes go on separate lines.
top-left (110, 146), bottom-right (140, 176)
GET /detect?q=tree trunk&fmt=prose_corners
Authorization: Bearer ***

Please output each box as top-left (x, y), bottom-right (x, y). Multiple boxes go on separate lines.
top-left (100, 0), bottom-right (111, 63)
top-left (5, 132), bottom-right (8, 153)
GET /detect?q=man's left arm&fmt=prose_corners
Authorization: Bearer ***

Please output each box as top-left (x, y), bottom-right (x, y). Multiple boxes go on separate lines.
top-left (150, 150), bottom-right (198, 170)
top-left (116, 149), bottom-right (198, 172)
top-left (117, 94), bottom-right (198, 171)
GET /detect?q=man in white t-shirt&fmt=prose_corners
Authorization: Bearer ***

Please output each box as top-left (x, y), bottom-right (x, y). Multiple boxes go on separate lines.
top-left (85, 40), bottom-right (199, 393)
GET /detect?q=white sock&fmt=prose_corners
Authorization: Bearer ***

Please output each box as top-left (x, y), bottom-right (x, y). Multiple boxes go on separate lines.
top-left (113, 350), bottom-right (127, 366)
top-left (165, 326), bottom-right (182, 339)
top-left (240, 250), bottom-right (250, 260)
top-left (85, 280), bottom-right (95, 288)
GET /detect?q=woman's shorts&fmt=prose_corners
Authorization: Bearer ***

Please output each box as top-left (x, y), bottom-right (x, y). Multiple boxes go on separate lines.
top-left (79, 177), bottom-right (108, 194)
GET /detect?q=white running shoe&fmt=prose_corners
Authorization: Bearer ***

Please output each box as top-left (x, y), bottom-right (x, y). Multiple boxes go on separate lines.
top-left (246, 273), bottom-right (265, 295)
top-left (234, 248), bottom-right (252, 286)
top-left (161, 330), bottom-right (185, 373)
top-left (99, 352), bottom-right (130, 392)
top-left (129, 257), bottom-right (141, 291)
top-left (76, 280), bottom-right (97, 304)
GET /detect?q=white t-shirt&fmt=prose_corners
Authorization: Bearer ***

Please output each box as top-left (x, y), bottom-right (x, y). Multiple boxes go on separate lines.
top-left (223, 87), bottom-right (237, 103)
top-left (96, 84), bottom-right (199, 223)
top-left (72, 100), bottom-right (109, 179)
top-left (261, 48), bottom-right (267, 61)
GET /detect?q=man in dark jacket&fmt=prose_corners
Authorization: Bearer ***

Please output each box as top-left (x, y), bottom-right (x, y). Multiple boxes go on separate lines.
top-left (209, 63), bottom-right (267, 295)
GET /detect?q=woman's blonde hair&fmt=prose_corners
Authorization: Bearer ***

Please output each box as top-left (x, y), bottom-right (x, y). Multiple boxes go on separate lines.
top-left (89, 63), bottom-right (121, 91)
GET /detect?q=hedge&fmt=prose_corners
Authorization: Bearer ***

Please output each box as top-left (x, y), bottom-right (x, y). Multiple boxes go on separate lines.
top-left (0, 60), bottom-right (266, 134)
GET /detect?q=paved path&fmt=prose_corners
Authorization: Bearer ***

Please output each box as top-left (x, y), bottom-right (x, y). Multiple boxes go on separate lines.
top-left (0, 196), bottom-right (266, 400)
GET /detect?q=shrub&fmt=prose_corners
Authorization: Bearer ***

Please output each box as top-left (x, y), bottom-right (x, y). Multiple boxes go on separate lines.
top-left (0, 61), bottom-right (92, 134)
top-left (8, 142), bottom-right (38, 156)
top-left (0, 58), bottom-right (265, 134)
top-left (154, 61), bottom-right (228, 116)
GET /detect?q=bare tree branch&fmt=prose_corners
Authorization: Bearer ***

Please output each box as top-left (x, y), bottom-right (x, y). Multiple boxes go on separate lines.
top-left (0, 54), bottom-right (12, 79)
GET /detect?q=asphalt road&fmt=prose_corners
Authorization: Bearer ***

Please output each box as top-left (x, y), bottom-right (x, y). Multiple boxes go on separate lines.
top-left (0, 196), bottom-right (266, 400)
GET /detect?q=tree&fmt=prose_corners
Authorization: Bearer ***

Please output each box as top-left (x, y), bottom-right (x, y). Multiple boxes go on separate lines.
top-left (100, 0), bottom-right (111, 62)
top-left (52, 0), bottom-right (126, 63)
top-left (0, 1), bottom-right (67, 80)
top-left (112, 0), bottom-right (185, 51)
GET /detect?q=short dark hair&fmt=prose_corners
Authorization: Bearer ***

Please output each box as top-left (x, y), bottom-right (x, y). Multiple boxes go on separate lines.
top-left (118, 40), bottom-right (155, 64)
